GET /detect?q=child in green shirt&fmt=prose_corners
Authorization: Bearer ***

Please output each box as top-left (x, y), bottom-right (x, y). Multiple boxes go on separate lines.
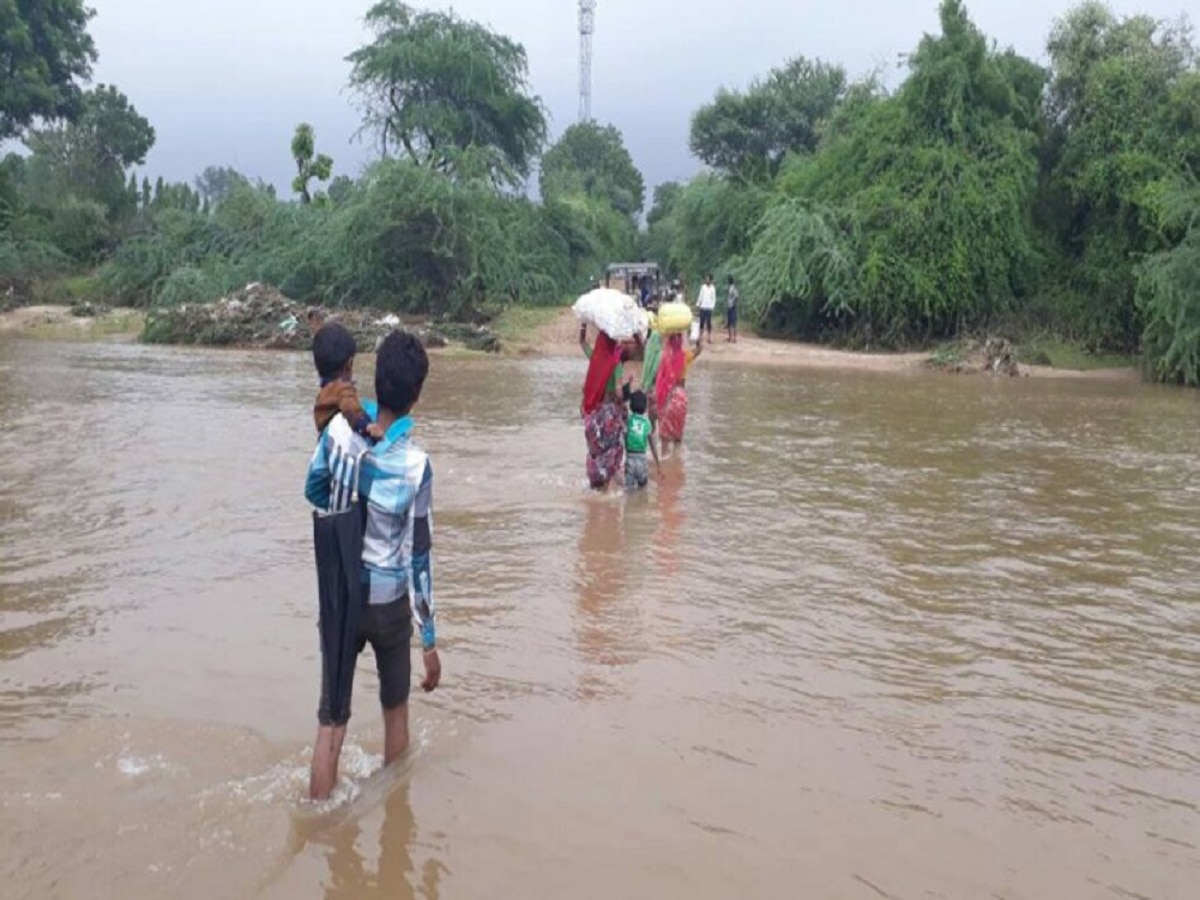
top-left (624, 389), bottom-right (661, 490)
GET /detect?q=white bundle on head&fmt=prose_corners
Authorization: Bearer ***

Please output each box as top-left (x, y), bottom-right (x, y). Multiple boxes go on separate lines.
top-left (573, 288), bottom-right (646, 341)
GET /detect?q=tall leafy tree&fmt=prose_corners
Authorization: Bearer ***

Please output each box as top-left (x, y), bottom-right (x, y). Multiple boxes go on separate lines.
top-left (1041, 1), bottom-right (1199, 349)
top-left (539, 122), bottom-right (645, 218)
top-left (741, 0), bottom-right (1044, 342)
top-left (347, 0), bottom-right (547, 187)
top-left (1137, 177), bottom-right (1200, 384)
top-left (690, 56), bottom-right (847, 181)
top-left (24, 84), bottom-right (154, 214)
top-left (290, 123), bottom-right (333, 204)
top-left (194, 165), bottom-right (249, 207)
top-left (0, 0), bottom-right (97, 139)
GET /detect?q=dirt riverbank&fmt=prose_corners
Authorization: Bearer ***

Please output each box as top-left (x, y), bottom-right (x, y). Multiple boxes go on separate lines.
top-left (1, 302), bottom-right (1139, 382)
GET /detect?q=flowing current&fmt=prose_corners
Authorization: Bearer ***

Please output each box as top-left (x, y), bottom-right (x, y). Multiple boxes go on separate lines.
top-left (0, 337), bottom-right (1197, 899)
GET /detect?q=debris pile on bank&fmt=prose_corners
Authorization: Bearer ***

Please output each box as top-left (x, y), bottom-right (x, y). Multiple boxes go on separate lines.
top-left (141, 283), bottom-right (500, 352)
top-left (70, 300), bottom-right (111, 318)
top-left (929, 336), bottom-right (1021, 377)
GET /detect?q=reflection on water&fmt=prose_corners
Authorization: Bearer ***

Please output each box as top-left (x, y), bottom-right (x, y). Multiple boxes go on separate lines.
top-left (0, 336), bottom-right (1198, 899)
top-left (303, 778), bottom-right (444, 900)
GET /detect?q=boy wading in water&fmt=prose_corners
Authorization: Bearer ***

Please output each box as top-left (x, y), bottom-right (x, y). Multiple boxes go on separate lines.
top-left (624, 389), bottom-right (661, 490)
top-left (304, 331), bottom-right (441, 801)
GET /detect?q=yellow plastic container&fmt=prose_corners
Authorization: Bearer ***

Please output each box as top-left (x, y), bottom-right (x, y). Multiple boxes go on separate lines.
top-left (655, 301), bottom-right (693, 335)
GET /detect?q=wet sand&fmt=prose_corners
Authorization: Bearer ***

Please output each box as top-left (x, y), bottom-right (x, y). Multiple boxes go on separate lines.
top-left (0, 303), bottom-right (1139, 382)
top-left (0, 304), bottom-right (144, 340)
top-left (527, 308), bottom-right (1139, 381)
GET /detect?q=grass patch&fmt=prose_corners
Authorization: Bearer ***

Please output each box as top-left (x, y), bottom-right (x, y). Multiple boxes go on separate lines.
top-left (1016, 338), bottom-right (1134, 371)
top-left (927, 339), bottom-right (969, 369)
top-left (489, 305), bottom-right (563, 352)
top-left (25, 309), bottom-right (144, 342)
top-left (30, 273), bottom-right (105, 305)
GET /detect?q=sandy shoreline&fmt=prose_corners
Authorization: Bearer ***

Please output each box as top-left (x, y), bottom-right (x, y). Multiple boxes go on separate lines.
top-left (0, 304), bottom-right (145, 341)
top-left (525, 308), bottom-right (1139, 381)
top-left (1, 304), bottom-right (1139, 382)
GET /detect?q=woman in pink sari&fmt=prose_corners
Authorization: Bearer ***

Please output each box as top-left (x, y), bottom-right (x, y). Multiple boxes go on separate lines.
top-left (656, 333), bottom-right (701, 451)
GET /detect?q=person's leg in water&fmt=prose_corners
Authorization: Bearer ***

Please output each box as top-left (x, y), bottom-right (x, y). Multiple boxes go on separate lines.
top-left (310, 637), bottom-right (357, 800)
top-left (383, 703), bottom-right (409, 764)
top-left (310, 723), bottom-right (347, 800)
top-left (314, 708), bottom-right (417, 794)
top-left (624, 454), bottom-right (648, 490)
top-left (373, 600), bottom-right (415, 766)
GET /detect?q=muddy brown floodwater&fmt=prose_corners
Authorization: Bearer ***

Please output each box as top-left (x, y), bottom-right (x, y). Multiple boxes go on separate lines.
top-left (0, 336), bottom-right (1198, 900)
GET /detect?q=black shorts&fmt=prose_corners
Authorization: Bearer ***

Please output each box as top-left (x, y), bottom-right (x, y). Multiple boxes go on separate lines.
top-left (727, 306), bottom-right (738, 327)
top-left (318, 598), bottom-right (413, 725)
top-left (699, 309), bottom-right (713, 331)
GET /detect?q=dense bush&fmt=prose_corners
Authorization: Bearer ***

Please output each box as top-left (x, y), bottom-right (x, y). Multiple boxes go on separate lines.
top-left (6, 0), bottom-right (1200, 385)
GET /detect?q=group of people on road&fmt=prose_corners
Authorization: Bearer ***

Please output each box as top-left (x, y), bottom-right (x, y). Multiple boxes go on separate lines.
top-left (580, 274), bottom-right (723, 492)
top-left (296, 275), bottom-right (737, 801)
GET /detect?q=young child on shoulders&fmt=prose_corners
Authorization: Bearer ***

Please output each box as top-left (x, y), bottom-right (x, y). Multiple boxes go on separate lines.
top-left (624, 389), bottom-right (661, 490)
top-left (312, 321), bottom-right (385, 440)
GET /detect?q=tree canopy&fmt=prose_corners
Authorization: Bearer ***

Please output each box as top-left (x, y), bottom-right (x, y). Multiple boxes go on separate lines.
top-left (347, 0), bottom-right (547, 188)
top-left (539, 122), bottom-right (645, 219)
top-left (194, 166), bottom-right (250, 208)
top-left (291, 123), bottom-right (333, 204)
top-left (690, 56), bottom-right (847, 181)
top-left (1039, 1), bottom-right (1200, 349)
top-left (0, 0), bottom-right (97, 139)
top-left (16, 85), bottom-right (154, 260)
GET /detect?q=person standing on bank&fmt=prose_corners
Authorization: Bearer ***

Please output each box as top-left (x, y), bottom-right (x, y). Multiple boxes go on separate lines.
top-left (726, 275), bottom-right (740, 344)
top-left (304, 331), bottom-right (442, 801)
top-left (697, 274), bottom-right (717, 344)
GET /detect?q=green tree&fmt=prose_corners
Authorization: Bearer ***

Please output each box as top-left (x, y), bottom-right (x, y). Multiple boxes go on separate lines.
top-left (642, 180), bottom-right (683, 269)
top-left (667, 174), bottom-right (767, 284)
top-left (539, 122), bottom-right (645, 219)
top-left (290, 123), bottom-right (333, 204)
top-left (347, 0), bottom-right (547, 187)
top-left (742, 0), bottom-right (1044, 343)
top-left (1136, 178), bottom-right (1200, 384)
top-left (690, 56), bottom-right (847, 181)
top-left (20, 84), bottom-right (155, 258)
top-left (0, 0), bottom-right (97, 139)
top-left (194, 165), bottom-right (249, 207)
top-left (327, 175), bottom-right (355, 206)
top-left (24, 85), bottom-right (153, 217)
top-left (1040, 1), bottom-right (1198, 349)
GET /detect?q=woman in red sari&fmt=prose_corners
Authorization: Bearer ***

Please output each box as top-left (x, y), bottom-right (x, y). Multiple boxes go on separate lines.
top-left (579, 325), bottom-right (628, 490)
top-left (656, 333), bottom-right (701, 451)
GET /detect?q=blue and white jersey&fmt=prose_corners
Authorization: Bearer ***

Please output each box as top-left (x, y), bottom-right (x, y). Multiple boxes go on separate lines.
top-left (305, 403), bottom-right (436, 649)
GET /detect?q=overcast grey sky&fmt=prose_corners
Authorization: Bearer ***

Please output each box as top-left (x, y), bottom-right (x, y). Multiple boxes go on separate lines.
top-left (88, 0), bottom-right (1190, 197)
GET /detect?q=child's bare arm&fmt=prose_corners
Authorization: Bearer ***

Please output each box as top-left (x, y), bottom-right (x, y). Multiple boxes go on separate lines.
top-left (337, 383), bottom-right (379, 438)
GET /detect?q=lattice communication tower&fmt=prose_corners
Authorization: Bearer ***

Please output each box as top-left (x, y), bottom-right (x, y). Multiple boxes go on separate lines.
top-left (579, 0), bottom-right (596, 122)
